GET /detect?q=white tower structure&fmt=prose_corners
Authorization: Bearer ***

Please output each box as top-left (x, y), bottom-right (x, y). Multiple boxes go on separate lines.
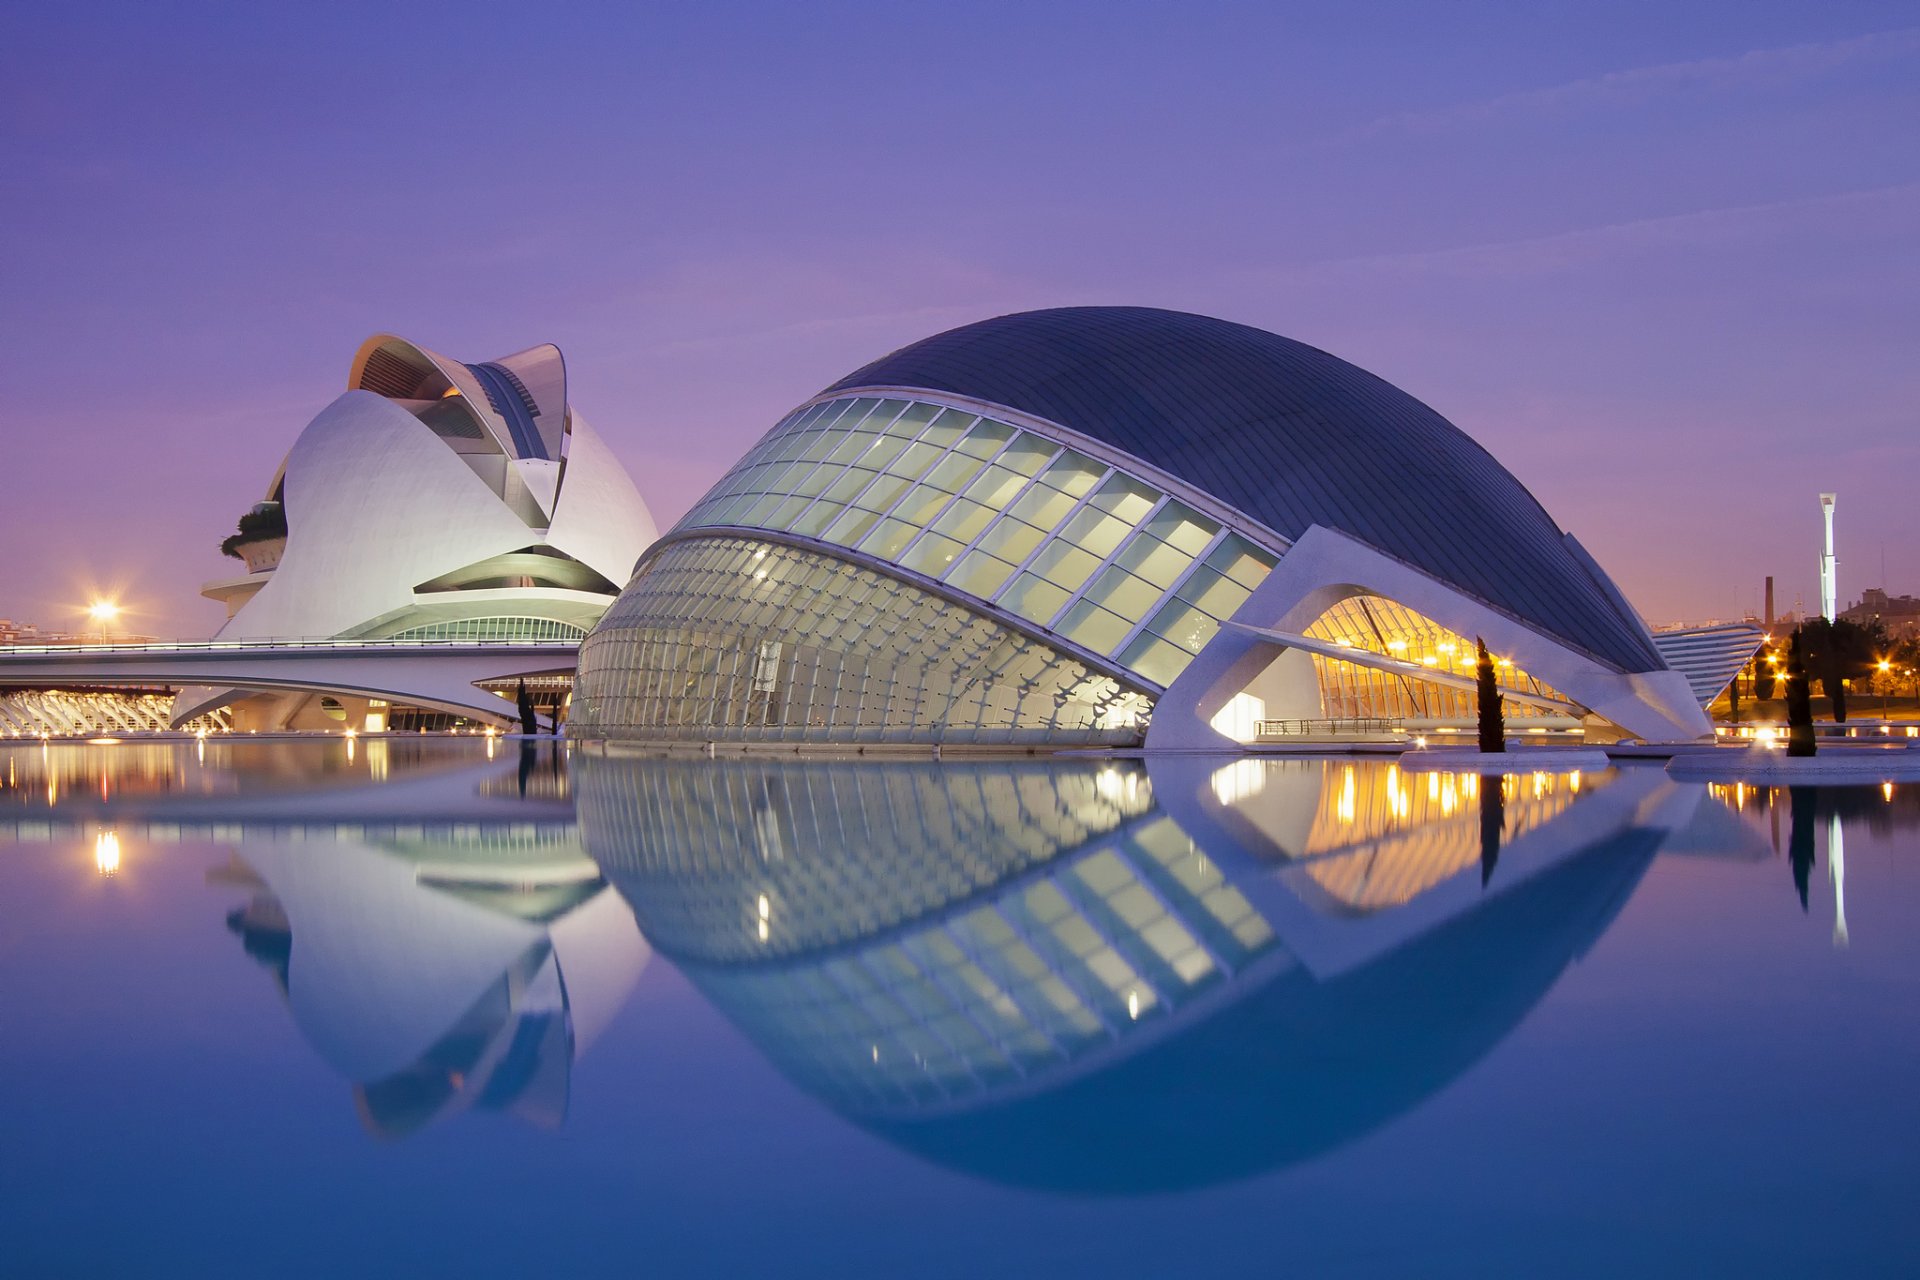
top-left (1829, 811), bottom-right (1848, 950)
top-left (1819, 492), bottom-right (1838, 622)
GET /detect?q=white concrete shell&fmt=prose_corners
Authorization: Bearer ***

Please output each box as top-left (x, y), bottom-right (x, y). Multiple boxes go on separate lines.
top-left (217, 396), bottom-right (654, 641)
top-left (1145, 525), bottom-right (1711, 749)
top-left (212, 333), bottom-right (655, 644)
top-left (177, 334), bottom-right (657, 726)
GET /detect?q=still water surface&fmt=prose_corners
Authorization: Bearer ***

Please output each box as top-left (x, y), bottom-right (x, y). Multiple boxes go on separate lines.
top-left (1, 739), bottom-right (1916, 1277)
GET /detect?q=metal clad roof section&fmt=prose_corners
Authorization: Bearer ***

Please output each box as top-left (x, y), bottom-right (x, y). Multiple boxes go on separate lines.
top-left (1651, 624), bottom-right (1767, 707)
top-left (826, 307), bottom-right (1664, 673)
top-left (466, 362), bottom-right (549, 460)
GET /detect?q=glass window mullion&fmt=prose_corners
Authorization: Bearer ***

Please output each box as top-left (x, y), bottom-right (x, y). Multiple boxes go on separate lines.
top-left (780, 400), bottom-right (930, 538)
top-left (888, 422), bottom-right (1032, 567)
top-left (984, 463), bottom-right (1117, 609)
top-left (1110, 524), bottom-right (1233, 658)
top-left (826, 402), bottom-right (943, 517)
top-left (1039, 492), bottom-right (1171, 633)
top-left (928, 438), bottom-right (1062, 567)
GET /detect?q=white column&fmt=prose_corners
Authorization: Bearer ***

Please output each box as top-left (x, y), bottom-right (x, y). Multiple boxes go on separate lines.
top-left (1819, 493), bottom-right (1838, 622)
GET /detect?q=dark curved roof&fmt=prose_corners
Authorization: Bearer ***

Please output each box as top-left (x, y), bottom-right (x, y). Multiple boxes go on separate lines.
top-left (826, 307), bottom-right (1660, 673)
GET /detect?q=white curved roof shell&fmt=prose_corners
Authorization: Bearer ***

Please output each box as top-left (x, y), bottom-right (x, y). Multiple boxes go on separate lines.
top-left (215, 337), bottom-right (657, 641)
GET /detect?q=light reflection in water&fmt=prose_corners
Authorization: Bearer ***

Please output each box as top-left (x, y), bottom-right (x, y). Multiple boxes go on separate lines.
top-left (93, 830), bottom-right (120, 876)
top-left (569, 751), bottom-right (1710, 1191)
top-left (7, 738), bottom-right (1918, 1184)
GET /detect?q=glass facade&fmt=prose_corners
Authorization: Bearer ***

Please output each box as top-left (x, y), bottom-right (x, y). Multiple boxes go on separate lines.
top-left (386, 616), bottom-right (588, 642)
top-left (673, 395), bottom-right (1278, 690)
top-left (1302, 594), bottom-right (1575, 722)
top-left (571, 537), bottom-right (1153, 745)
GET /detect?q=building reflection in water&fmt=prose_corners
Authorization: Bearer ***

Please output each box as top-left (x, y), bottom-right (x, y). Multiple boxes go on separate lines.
top-left (217, 823), bottom-right (646, 1139)
top-left (211, 756), bottom-right (642, 1139)
top-left (1704, 780), bottom-right (1920, 948)
top-left (11, 736), bottom-right (1906, 1160)
top-left (0, 737), bottom-right (643, 1141)
top-left (573, 751), bottom-right (1709, 1192)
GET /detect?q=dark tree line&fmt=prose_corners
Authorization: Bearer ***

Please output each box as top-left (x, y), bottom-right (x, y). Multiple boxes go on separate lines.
top-left (1795, 617), bottom-right (1891, 723)
top-left (1743, 618), bottom-right (1894, 721)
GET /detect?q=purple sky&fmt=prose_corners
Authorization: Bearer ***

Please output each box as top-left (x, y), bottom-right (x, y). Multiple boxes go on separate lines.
top-left (3, 2), bottom-right (1915, 638)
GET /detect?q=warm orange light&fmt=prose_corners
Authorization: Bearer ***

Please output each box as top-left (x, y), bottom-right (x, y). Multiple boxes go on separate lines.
top-left (86, 600), bottom-right (120, 623)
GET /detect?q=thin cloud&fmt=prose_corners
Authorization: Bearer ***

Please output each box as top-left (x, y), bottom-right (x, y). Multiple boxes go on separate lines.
top-left (1327, 26), bottom-right (1920, 146)
top-left (1277, 180), bottom-right (1920, 280)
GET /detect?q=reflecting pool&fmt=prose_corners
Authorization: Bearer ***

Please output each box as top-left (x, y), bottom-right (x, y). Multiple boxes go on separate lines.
top-left (2, 740), bottom-right (1917, 1276)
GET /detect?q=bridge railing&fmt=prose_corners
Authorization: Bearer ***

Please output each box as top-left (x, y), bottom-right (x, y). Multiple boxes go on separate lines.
top-left (1257, 716), bottom-right (1406, 739)
top-left (0, 637), bottom-right (583, 656)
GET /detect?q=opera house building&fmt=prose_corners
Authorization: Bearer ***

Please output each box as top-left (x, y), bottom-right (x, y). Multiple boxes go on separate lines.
top-left (573, 307), bottom-right (1718, 750)
top-left (184, 334), bottom-right (658, 730)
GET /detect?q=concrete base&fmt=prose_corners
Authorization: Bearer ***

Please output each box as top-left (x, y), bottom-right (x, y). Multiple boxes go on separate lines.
top-left (1400, 747), bottom-right (1611, 774)
top-left (1667, 747), bottom-right (1920, 783)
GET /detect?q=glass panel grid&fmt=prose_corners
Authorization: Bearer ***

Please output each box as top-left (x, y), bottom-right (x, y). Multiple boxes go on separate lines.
top-left (572, 535), bottom-right (1152, 744)
top-left (671, 395), bottom-right (1280, 688)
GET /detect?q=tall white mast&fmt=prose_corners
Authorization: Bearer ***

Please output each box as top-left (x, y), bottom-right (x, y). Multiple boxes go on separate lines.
top-left (1819, 492), bottom-right (1838, 622)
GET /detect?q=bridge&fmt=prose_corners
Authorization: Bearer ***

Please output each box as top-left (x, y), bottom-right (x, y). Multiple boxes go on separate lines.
top-left (0, 637), bottom-right (580, 730)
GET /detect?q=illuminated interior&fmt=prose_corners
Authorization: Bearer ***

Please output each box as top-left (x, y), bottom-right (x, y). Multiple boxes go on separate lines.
top-left (1303, 594), bottom-right (1580, 726)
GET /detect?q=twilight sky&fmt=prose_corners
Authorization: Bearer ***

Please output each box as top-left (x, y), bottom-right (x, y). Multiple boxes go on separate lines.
top-left (3, 1), bottom-right (1915, 638)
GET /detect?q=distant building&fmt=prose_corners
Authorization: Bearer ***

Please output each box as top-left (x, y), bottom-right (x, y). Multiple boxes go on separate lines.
top-left (0, 618), bottom-right (156, 646)
top-left (573, 307), bottom-right (1729, 748)
top-left (1841, 588), bottom-right (1920, 639)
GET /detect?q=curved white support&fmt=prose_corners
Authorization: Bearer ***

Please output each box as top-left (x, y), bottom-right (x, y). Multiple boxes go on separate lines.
top-left (1146, 525), bottom-right (1713, 750)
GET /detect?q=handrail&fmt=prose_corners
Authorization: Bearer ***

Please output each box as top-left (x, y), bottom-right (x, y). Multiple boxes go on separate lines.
top-left (0, 638), bottom-right (582, 656)
top-left (1257, 716), bottom-right (1406, 737)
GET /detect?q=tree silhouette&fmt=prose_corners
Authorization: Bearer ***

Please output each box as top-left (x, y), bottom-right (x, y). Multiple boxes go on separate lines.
top-left (1475, 637), bottom-right (1505, 754)
top-left (515, 679), bottom-right (538, 736)
top-left (1785, 631), bottom-right (1816, 757)
top-left (1798, 618), bottom-right (1889, 724)
top-left (219, 501), bottom-right (288, 559)
top-left (1479, 776), bottom-right (1504, 888)
top-left (1788, 786), bottom-right (1817, 911)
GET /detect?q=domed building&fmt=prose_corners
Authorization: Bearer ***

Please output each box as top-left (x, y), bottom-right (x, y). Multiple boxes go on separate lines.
top-left (186, 334), bottom-right (658, 730)
top-left (572, 307), bottom-right (1714, 749)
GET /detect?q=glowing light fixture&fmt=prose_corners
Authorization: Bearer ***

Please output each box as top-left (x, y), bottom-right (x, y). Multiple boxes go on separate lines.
top-left (94, 831), bottom-right (121, 876)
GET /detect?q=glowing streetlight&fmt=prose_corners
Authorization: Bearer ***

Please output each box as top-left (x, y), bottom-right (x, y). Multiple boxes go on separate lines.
top-left (86, 599), bottom-right (120, 642)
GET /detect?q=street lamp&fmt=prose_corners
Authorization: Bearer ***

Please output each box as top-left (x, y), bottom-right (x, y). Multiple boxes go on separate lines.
top-left (1880, 658), bottom-right (1893, 721)
top-left (86, 600), bottom-right (120, 642)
